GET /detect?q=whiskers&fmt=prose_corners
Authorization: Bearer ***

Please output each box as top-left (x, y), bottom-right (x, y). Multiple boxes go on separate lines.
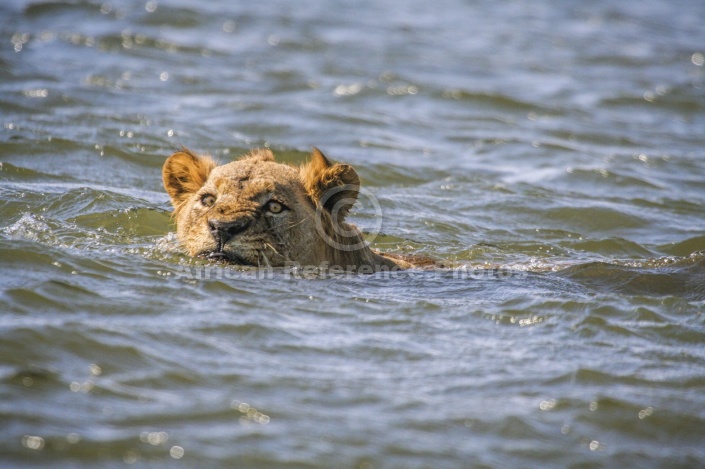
top-left (285, 217), bottom-right (308, 231)
top-left (264, 242), bottom-right (281, 256)
top-left (257, 250), bottom-right (272, 268)
top-left (215, 230), bottom-right (289, 268)
top-left (249, 241), bottom-right (288, 269)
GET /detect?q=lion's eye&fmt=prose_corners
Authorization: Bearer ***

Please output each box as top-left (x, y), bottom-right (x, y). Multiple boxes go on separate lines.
top-left (266, 201), bottom-right (285, 214)
top-left (201, 194), bottom-right (216, 207)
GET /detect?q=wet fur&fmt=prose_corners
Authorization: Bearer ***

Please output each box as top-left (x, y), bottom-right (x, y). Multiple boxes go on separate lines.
top-left (162, 147), bottom-right (412, 271)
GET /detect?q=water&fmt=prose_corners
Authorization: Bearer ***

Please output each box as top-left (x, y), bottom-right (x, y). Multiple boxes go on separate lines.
top-left (2, 0), bottom-right (705, 467)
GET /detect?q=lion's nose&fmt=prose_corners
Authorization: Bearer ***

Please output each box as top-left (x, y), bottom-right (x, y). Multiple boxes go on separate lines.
top-left (208, 218), bottom-right (250, 247)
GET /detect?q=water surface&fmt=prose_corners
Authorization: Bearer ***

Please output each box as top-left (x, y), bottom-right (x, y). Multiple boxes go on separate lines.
top-left (2, 0), bottom-right (705, 467)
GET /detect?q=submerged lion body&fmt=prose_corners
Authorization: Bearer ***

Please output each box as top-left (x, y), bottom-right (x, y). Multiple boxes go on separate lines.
top-left (162, 147), bottom-right (414, 271)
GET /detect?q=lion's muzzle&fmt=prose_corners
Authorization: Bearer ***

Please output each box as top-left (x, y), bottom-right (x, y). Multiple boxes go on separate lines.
top-left (208, 218), bottom-right (251, 250)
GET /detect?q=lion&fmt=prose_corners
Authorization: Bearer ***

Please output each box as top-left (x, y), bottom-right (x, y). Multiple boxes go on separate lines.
top-left (162, 147), bottom-right (424, 271)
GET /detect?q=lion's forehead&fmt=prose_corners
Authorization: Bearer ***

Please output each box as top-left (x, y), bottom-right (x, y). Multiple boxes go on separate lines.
top-left (214, 176), bottom-right (276, 194)
top-left (207, 162), bottom-right (304, 203)
top-left (211, 160), bottom-right (299, 179)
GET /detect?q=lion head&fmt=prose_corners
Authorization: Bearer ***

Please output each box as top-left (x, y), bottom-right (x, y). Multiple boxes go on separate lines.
top-left (162, 147), bottom-right (409, 271)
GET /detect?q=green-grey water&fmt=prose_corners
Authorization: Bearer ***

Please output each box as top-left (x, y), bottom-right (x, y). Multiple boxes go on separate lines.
top-left (2, 0), bottom-right (705, 467)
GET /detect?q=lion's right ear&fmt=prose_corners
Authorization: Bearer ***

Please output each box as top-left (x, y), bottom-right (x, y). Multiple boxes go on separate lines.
top-left (300, 148), bottom-right (360, 222)
top-left (162, 149), bottom-right (216, 207)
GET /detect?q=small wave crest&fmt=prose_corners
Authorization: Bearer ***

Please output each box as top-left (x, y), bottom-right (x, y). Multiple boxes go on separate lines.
top-left (555, 252), bottom-right (705, 300)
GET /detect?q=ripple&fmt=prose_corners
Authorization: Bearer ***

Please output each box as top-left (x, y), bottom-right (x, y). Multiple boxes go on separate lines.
top-left (437, 88), bottom-right (555, 113)
top-left (563, 167), bottom-right (664, 190)
top-left (0, 162), bottom-right (65, 182)
top-left (565, 237), bottom-right (655, 257)
top-left (556, 255), bottom-right (705, 300)
top-left (542, 206), bottom-right (648, 232)
top-left (23, 0), bottom-right (98, 18)
top-left (659, 235), bottom-right (705, 257)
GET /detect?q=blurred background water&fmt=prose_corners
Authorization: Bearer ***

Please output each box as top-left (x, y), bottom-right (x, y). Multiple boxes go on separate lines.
top-left (1, 0), bottom-right (705, 467)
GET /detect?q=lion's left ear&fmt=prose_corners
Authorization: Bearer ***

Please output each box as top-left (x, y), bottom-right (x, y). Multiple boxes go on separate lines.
top-left (300, 148), bottom-right (360, 222)
top-left (162, 148), bottom-right (216, 208)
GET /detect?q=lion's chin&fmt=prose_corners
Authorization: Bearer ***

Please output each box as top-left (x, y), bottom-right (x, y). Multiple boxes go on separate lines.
top-left (201, 250), bottom-right (255, 266)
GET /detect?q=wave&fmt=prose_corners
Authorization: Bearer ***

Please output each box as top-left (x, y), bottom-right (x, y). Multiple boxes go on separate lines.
top-left (555, 252), bottom-right (705, 300)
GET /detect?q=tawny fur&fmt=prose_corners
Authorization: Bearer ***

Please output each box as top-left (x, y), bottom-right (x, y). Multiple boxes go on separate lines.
top-left (162, 147), bottom-right (412, 271)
